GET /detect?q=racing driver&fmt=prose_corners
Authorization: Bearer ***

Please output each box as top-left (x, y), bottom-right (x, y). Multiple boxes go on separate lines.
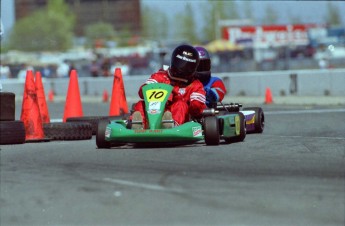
top-left (195, 46), bottom-right (227, 108)
top-left (131, 44), bottom-right (206, 129)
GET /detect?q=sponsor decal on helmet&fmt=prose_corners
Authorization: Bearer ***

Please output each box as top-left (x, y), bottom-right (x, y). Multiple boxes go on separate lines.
top-left (183, 51), bottom-right (193, 56)
top-left (199, 50), bottom-right (206, 57)
top-left (176, 54), bottom-right (197, 63)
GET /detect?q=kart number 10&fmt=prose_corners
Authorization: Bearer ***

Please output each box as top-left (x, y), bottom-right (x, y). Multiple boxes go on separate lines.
top-left (145, 89), bottom-right (168, 102)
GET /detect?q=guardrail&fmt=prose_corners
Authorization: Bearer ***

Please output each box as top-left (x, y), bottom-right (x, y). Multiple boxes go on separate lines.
top-left (1, 68), bottom-right (345, 98)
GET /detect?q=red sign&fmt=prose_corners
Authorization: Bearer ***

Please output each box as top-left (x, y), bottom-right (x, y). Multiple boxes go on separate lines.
top-left (223, 24), bottom-right (320, 47)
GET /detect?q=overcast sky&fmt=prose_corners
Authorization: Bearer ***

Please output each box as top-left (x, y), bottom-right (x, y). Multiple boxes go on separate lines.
top-left (1, 0), bottom-right (344, 38)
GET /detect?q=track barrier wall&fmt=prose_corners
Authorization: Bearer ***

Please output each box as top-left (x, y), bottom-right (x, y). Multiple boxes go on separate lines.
top-left (1, 68), bottom-right (345, 99)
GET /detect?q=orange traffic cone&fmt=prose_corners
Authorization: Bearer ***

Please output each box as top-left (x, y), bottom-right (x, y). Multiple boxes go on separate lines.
top-left (109, 68), bottom-right (128, 116)
top-left (63, 69), bottom-right (83, 122)
top-left (102, 89), bottom-right (109, 102)
top-left (48, 89), bottom-right (54, 102)
top-left (265, 87), bottom-right (273, 104)
top-left (35, 71), bottom-right (50, 123)
top-left (20, 70), bottom-right (48, 142)
top-left (118, 69), bottom-right (129, 114)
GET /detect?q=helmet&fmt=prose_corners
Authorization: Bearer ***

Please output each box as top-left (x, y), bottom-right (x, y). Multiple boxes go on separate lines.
top-left (195, 46), bottom-right (211, 84)
top-left (169, 44), bottom-right (200, 83)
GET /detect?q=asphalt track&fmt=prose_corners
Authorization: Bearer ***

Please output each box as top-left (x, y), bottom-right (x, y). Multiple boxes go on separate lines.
top-left (1, 100), bottom-right (345, 226)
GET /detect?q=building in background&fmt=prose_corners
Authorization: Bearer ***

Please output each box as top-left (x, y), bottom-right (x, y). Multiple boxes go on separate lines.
top-left (15, 0), bottom-right (142, 37)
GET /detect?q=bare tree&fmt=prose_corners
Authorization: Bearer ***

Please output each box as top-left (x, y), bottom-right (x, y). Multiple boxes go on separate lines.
top-left (243, 1), bottom-right (254, 21)
top-left (175, 3), bottom-right (199, 44)
top-left (325, 2), bottom-right (342, 26)
top-left (201, 1), bottom-right (241, 42)
top-left (8, 0), bottom-right (74, 51)
top-left (262, 5), bottom-right (279, 25)
top-left (141, 6), bottom-right (169, 41)
top-left (287, 8), bottom-right (302, 24)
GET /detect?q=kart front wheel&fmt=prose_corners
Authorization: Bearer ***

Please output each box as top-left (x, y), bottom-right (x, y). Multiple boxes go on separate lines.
top-left (96, 119), bottom-right (111, 149)
top-left (243, 107), bottom-right (264, 133)
top-left (203, 116), bottom-right (220, 146)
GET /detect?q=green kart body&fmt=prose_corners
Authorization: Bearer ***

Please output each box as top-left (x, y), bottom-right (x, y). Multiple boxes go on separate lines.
top-left (96, 83), bottom-right (244, 148)
top-left (104, 120), bottom-right (204, 143)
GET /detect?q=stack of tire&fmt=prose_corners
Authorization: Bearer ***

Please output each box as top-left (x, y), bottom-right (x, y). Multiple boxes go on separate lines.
top-left (0, 92), bottom-right (26, 145)
top-left (66, 114), bottom-right (130, 135)
top-left (0, 90), bottom-right (125, 143)
top-left (0, 92), bottom-right (94, 143)
top-left (43, 120), bottom-right (93, 140)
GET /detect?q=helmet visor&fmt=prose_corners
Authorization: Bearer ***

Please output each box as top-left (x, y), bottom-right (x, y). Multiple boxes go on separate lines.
top-left (170, 57), bottom-right (197, 78)
top-left (170, 65), bottom-right (194, 78)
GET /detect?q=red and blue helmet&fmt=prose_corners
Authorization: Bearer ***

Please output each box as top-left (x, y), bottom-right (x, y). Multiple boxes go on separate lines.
top-left (195, 46), bottom-right (211, 84)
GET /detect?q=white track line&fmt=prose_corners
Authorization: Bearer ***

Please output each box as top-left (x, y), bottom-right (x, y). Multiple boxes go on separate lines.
top-left (103, 178), bottom-right (184, 193)
top-left (265, 108), bottom-right (345, 115)
top-left (261, 134), bottom-right (345, 140)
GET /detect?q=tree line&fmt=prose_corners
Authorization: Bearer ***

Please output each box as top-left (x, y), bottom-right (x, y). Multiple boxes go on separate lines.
top-left (2, 0), bottom-right (342, 52)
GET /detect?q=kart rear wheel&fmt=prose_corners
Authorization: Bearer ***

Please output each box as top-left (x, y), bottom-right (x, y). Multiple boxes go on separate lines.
top-left (96, 119), bottom-right (111, 149)
top-left (224, 112), bottom-right (246, 143)
top-left (243, 107), bottom-right (264, 133)
top-left (203, 116), bottom-right (220, 146)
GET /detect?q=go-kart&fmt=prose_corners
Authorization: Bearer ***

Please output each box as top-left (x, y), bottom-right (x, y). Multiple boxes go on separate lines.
top-left (211, 102), bottom-right (264, 134)
top-left (96, 83), bottom-right (245, 148)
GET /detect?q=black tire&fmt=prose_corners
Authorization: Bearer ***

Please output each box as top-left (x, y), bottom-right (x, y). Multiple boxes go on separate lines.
top-left (43, 122), bottom-right (92, 140)
top-left (96, 119), bottom-right (111, 149)
top-left (0, 121), bottom-right (26, 145)
top-left (224, 112), bottom-right (246, 143)
top-left (243, 107), bottom-right (264, 133)
top-left (0, 92), bottom-right (15, 121)
top-left (203, 116), bottom-right (220, 146)
top-left (66, 115), bottom-right (129, 135)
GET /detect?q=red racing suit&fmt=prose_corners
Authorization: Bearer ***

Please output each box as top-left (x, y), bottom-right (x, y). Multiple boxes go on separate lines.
top-left (133, 69), bottom-right (206, 128)
top-left (203, 76), bottom-right (227, 107)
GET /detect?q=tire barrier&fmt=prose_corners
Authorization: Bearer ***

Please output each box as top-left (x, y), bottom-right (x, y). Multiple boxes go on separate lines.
top-left (43, 122), bottom-right (93, 140)
top-left (0, 91), bottom-right (26, 145)
top-left (0, 92), bottom-right (15, 121)
top-left (0, 121), bottom-right (26, 145)
top-left (1, 68), bottom-right (131, 145)
top-left (66, 114), bottom-right (130, 135)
